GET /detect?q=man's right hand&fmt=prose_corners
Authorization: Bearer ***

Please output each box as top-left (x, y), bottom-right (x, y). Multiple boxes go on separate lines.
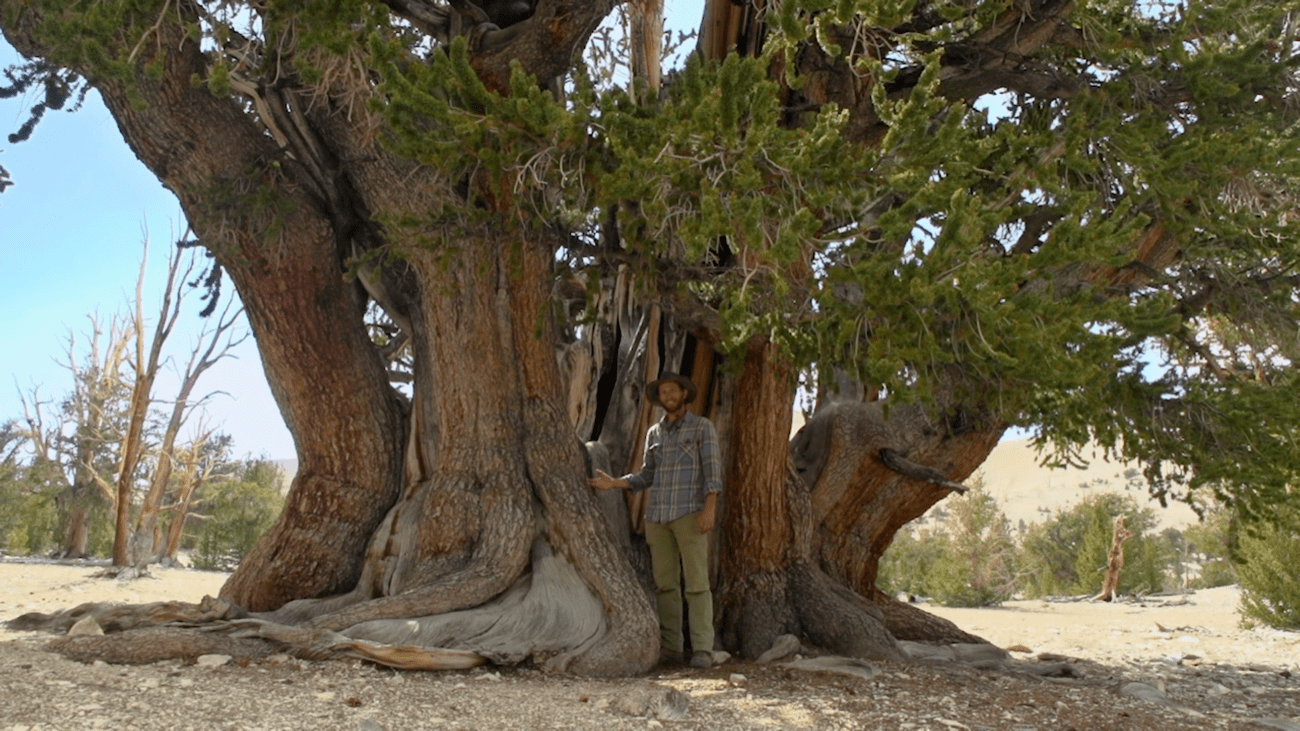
top-left (587, 469), bottom-right (622, 490)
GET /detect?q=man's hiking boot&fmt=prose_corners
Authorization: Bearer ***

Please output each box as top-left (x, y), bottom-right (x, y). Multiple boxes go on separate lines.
top-left (689, 651), bottom-right (713, 669)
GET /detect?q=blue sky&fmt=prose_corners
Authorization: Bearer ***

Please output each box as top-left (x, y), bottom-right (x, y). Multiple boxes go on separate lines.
top-left (0, 40), bottom-right (295, 459)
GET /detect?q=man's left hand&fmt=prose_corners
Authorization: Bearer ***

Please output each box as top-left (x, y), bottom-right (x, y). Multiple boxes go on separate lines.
top-left (696, 501), bottom-right (716, 534)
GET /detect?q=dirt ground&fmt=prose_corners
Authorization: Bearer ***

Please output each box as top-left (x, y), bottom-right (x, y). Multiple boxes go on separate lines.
top-left (0, 559), bottom-right (1296, 730)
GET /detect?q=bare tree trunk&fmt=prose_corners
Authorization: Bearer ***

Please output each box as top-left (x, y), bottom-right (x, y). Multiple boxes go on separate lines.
top-left (626, 0), bottom-right (663, 101)
top-left (161, 435), bottom-right (216, 561)
top-left (132, 272), bottom-right (245, 567)
top-left (113, 250), bottom-right (162, 566)
top-left (1095, 515), bottom-right (1134, 602)
top-left (55, 488), bottom-right (95, 559)
top-left (717, 339), bottom-right (906, 660)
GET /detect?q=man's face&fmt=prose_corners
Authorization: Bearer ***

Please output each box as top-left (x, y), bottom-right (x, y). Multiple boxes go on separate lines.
top-left (657, 381), bottom-right (686, 412)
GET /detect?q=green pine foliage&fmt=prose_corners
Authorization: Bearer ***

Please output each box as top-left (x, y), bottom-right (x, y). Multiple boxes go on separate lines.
top-left (924, 479), bottom-right (1018, 607)
top-left (191, 459), bottom-right (285, 571)
top-left (1184, 501), bottom-right (1240, 590)
top-left (876, 526), bottom-right (949, 599)
top-left (1020, 493), bottom-right (1172, 598)
top-left (876, 479), bottom-right (1016, 606)
top-left (1236, 504), bottom-right (1300, 630)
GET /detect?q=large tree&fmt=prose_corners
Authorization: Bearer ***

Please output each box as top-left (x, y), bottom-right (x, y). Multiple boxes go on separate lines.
top-left (4, 0), bottom-right (1300, 675)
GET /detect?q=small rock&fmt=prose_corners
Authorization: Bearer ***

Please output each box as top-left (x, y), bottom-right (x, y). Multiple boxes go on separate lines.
top-left (1118, 681), bottom-right (1181, 708)
top-left (1251, 719), bottom-right (1300, 731)
top-left (1207, 683), bottom-right (1232, 697)
top-left (1005, 644), bottom-right (1033, 654)
top-left (728, 673), bottom-right (746, 685)
top-left (195, 654), bottom-right (231, 668)
top-left (1028, 662), bottom-right (1082, 678)
top-left (67, 616), bottom-right (103, 636)
top-left (611, 688), bottom-right (689, 720)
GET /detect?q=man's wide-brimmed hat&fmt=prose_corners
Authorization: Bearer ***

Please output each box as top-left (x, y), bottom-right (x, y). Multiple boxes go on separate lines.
top-left (646, 372), bottom-right (697, 407)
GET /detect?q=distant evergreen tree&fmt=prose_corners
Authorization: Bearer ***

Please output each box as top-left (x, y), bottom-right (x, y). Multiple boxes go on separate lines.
top-left (1021, 493), bottom-right (1170, 597)
top-left (877, 527), bottom-right (949, 599)
top-left (1236, 505), bottom-right (1300, 630)
top-left (925, 480), bottom-right (1018, 607)
top-left (191, 459), bottom-right (285, 571)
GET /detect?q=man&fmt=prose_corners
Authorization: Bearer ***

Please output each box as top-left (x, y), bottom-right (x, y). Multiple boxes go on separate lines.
top-left (588, 372), bottom-right (723, 669)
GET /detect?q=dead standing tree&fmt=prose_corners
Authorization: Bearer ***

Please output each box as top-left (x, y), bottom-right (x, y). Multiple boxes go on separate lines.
top-left (110, 241), bottom-right (247, 570)
top-left (1094, 514), bottom-right (1135, 603)
top-left (4, 0), bottom-right (1300, 675)
top-left (38, 315), bottom-right (133, 559)
top-left (125, 247), bottom-right (247, 570)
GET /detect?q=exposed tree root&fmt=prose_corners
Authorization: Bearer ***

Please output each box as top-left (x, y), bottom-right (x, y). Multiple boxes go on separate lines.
top-left (50, 627), bottom-right (278, 665)
top-left (340, 531), bottom-right (607, 669)
top-left (6, 595), bottom-right (247, 634)
top-left (7, 523), bottom-right (641, 674)
top-left (871, 589), bottom-right (991, 645)
top-left (792, 564), bottom-right (906, 662)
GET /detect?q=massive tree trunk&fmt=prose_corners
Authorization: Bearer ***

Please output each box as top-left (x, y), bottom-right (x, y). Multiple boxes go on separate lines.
top-left (256, 231), bottom-right (658, 675)
top-left (792, 400), bottom-right (1006, 643)
top-left (717, 339), bottom-right (905, 661)
top-left (798, 402), bottom-right (1006, 599)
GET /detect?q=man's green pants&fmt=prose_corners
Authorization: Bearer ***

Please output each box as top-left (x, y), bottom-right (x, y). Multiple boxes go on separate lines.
top-left (644, 510), bottom-right (714, 654)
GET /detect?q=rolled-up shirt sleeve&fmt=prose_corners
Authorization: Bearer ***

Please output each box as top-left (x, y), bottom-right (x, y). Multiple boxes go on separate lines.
top-left (700, 420), bottom-right (722, 495)
top-left (622, 428), bottom-right (659, 493)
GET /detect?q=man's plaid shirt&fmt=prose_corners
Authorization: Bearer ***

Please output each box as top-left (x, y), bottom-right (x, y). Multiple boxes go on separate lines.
top-left (623, 411), bottom-right (723, 524)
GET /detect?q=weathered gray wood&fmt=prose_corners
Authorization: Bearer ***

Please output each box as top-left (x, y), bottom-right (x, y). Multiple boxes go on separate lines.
top-left (341, 530), bottom-right (607, 670)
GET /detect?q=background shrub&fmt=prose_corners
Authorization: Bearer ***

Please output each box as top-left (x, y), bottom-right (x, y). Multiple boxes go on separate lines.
top-left (191, 460), bottom-right (285, 571)
top-left (1236, 504), bottom-right (1300, 630)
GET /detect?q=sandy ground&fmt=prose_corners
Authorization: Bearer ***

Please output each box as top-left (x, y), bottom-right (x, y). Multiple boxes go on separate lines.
top-left (2, 560), bottom-right (1290, 670)
top-left (927, 589), bottom-right (1299, 670)
top-left (1, 560), bottom-right (1297, 730)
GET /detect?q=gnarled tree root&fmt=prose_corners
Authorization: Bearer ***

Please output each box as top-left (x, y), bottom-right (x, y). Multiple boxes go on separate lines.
top-left (6, 595), bottom-right (247, 634)
top-left (870, 589), bottom-right (990, 645)
top-left (719, 562), bottom-right (908, 662)
top-left (7, 533), bottom-right (638, 674)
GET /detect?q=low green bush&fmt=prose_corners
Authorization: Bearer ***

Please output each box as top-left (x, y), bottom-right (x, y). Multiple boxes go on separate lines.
top-left (1236, 505), bottom-right (1300, 630)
